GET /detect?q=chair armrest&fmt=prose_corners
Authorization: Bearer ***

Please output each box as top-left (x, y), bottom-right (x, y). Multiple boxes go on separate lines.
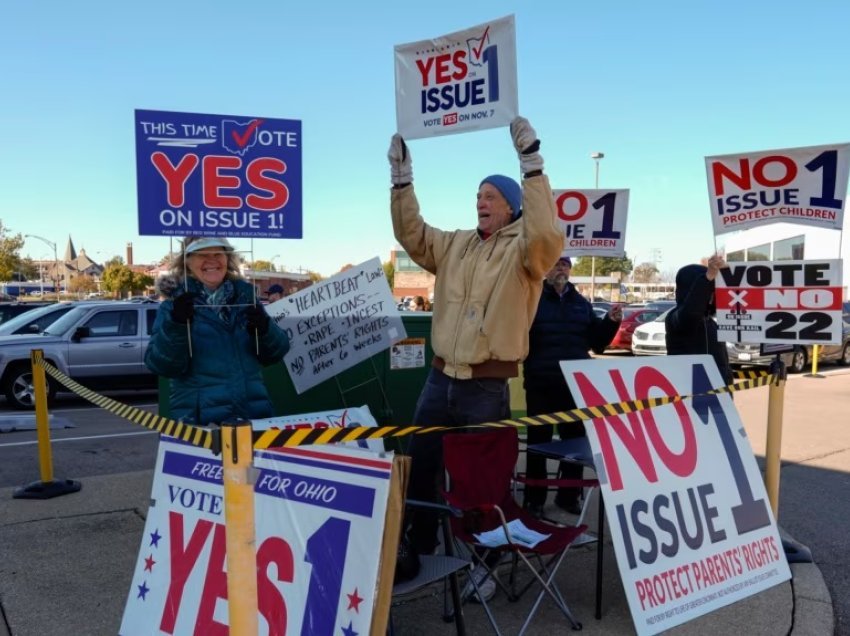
top-left (404, 498), bottom-right (462, 517)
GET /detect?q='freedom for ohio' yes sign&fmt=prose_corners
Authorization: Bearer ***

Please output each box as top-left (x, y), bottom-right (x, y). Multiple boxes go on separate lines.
top-left (135, 109), bottom-right (302, 239)
top-left (120, 436), bottom-right (393, 636)
top-left (554, 188), bottom-right (629, 257)
top-left (706, 142), bottom-right (850, 235)
top-left (561, 356), bottom-right (790, 636)
top-left (394, 15), bottom-right (518, 139)
top-left (715, 259), bottom-right (844, 345)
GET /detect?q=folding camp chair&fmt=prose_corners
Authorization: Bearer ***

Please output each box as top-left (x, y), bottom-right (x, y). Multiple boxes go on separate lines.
top-left (442, 428), bottom-right (592, 634)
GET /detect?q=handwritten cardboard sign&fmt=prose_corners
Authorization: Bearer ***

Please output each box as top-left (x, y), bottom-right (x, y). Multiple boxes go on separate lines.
top-left (266, 258), bottom-right (407, 394)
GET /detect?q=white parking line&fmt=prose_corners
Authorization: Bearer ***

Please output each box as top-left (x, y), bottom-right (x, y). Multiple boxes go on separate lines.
top-left (49, 403), bottom-right (159, 415)
top-left (0, 430), bottom-right (159, 448)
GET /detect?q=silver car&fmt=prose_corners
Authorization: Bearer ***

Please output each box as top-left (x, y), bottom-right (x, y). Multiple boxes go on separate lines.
top-left (0, 301), bottom-right (159, 408)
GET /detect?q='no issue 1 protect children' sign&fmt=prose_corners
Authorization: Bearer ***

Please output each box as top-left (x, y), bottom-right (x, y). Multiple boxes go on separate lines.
top-left (560, 355), bottom-right (790, 636)
top-left (120, 436), bottom-right (393, 635)
top-left (135, 109), bottom-right (303, 239)
top-left (705, 142), bottom-right (849, 235)
top-left (554, 188), bottom-right (629, 258)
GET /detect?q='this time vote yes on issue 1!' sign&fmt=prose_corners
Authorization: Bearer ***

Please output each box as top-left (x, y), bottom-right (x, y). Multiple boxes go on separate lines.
top-left (554, 189), bottom-right (629, 257)
top-left (706, 142), bottom-right (850, 235)
top-left (715, 259), bottom-right (844, 345)
top-left (394, 14), bottom-right (517, 140)
top-left (561, 356), bottom-right (790, 636)
top-left (135, 109), bottom-right (303, 239)
top-left (266, 258), bottom-right (407, 394)
top-left (120, 436), bottom-right (393, 636)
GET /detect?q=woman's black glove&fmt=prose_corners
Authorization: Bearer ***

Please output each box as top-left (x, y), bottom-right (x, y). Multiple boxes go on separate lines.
top-left (172, 293), bottom-right (195, 324)
top-left (245, 303), bottom-right (270, 335)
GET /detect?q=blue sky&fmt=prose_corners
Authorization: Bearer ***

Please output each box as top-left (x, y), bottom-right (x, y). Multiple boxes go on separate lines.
top-left (2, 0), bottom-right (848, 278)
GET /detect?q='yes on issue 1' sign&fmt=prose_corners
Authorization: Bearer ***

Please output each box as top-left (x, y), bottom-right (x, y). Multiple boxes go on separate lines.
top-left (394, 14), bottom-right (517, 139)
top-left (561, 355), bottom-right (790, 636)
top-left (135, 108), bottom-right (303, 239)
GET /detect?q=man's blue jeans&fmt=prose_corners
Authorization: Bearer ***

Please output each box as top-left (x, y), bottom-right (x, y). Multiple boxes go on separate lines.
top-left (405, 368), bottom-right (511, 554)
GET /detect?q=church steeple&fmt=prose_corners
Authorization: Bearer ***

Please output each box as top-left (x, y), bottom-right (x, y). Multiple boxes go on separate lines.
top-left (64, 235), bottom-right (77, 262)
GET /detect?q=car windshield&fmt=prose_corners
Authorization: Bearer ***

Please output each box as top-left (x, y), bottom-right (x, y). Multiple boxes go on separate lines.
top-left (42, 306), bottom-right (93, 336)
top-left (0, 303), bottom-right (65, 335)
top-left (654, 308), bottom-right (673, 322)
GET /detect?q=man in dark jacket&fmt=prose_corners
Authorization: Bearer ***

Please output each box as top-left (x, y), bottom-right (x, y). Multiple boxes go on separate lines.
top-left (665, 254), bottom-right (733, 386)
top-left (523, 254), bottom-right (622, 516)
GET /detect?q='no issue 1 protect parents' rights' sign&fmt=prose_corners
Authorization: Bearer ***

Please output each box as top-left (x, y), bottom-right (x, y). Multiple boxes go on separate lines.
top-left (561, 355), bottom-right (790, 636)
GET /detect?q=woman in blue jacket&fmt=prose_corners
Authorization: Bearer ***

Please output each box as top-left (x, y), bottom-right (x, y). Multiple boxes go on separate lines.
top-left (145, 236), bottom-right (289, 426)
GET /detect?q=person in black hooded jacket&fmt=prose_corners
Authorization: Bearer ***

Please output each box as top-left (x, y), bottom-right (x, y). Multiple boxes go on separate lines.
top-left (665, 254), bottom-right (733, 385)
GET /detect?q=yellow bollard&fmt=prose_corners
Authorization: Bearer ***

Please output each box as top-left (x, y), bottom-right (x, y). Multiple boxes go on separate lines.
top-left (221, 421), bottom-right (259, 635)
top-left (33, 350), bottom-right (55, 484)
top-left (763, 363), bottom-right (786, 518)
top-left (805, 344), bottom-right (823, 378)
top-left (14, 350), bottom-right (81, 499)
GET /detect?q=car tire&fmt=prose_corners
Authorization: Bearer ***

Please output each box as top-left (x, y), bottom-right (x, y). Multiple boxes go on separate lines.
top-left (839, 343), bottom-right (850, 367)
top-left (3, 363), bottom-right (56, 409)
top-left (786, 347), bottom-right (808, 374)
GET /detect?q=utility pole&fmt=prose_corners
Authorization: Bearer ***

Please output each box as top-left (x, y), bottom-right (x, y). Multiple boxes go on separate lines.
top-left (25, 235), bottom-right (59, 297)
top-left (590, 152), bottom-right (605, 300)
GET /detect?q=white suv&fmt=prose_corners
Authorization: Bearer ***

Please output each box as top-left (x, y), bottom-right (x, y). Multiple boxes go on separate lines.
top-left (0, 301), bottom-right (159, 408)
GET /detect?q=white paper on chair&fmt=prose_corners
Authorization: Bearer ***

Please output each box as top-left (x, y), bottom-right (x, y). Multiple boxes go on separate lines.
top-left (474, 519), bottom-right (550, 548)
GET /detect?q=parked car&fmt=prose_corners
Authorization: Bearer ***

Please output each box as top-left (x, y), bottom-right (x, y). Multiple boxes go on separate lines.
top-left (644, 300), bottom-right (676, 311)
top-left (0, 301), bottom-right (82, 336)
top-left (631, 309), bottom-right (671, 356)
top-left (0, 301), bottom-right (160, 408)
top-left (608, 307), bottom-right (666, 352)
top-left (0, 301), bottom-right (51, 326)
top-left (592, 306), bottom-right (609, 319)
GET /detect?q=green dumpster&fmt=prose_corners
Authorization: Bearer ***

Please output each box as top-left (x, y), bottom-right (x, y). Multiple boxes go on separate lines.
top-left (158, 313), bottom-right (434, 450)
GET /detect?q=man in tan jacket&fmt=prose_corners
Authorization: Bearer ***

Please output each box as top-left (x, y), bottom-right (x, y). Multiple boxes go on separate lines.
top-left (388, 118), bottom-right (563, 593)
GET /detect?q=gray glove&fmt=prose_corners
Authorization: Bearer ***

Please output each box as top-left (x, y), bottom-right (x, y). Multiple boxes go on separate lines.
top-left (388, 134), bottom-right (413, 185)
top-left (510, 116), bottom-right (544, 174)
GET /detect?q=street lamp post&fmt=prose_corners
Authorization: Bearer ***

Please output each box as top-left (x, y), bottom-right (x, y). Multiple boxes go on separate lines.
top-left (590, 152), bottom-right (605, 300)
top-left (270, 254), bottom-right (280, 272)
top-left (25, 235), bottom-right (59, 298)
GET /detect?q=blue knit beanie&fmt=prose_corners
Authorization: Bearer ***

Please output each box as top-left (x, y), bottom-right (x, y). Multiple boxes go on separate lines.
top-left (480, 174), bottom-right (522, 221)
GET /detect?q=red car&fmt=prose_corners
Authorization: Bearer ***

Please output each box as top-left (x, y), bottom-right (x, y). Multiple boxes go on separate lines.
top-left (607, 307), bottom-right (666, 351)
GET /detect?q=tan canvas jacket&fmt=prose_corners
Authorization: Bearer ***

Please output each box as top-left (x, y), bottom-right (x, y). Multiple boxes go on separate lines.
top-left (391, 175), bottom-right (563, 379)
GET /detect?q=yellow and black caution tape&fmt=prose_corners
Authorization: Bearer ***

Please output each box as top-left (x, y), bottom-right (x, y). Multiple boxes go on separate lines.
top-left (31, 352), bottom-right (775, 453)
top-left (252, 370), bottom-right (777, 449)
top-left (32, 352), bottom-right (214, 451)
